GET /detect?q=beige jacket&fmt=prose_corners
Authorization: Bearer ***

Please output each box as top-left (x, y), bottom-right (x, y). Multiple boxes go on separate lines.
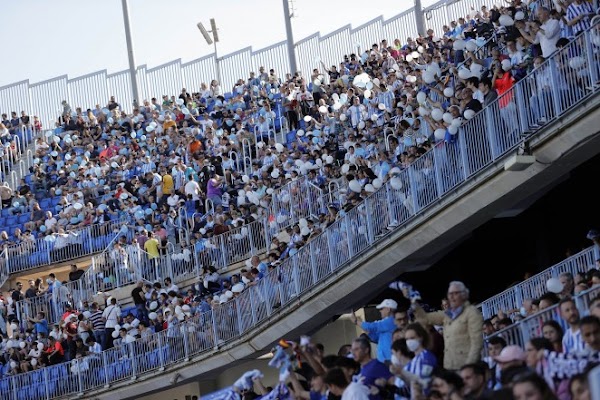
top-left (414, 301), bottom-right (483, 371)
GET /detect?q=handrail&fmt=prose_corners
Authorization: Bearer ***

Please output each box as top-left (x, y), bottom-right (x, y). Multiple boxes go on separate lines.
top-left (478, 246), bottom-right (597, 319)
top-left (4, 217), bottom-right (129, 275)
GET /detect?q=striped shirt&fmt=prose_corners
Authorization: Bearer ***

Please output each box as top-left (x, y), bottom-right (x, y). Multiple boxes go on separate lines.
top-left (562, 327), bottom-right (586, 354)
top-left (566, 1), bottom-right (595, 35)
top-left (404, 350), bottom-right (437, 382)
top-left (89, 310), bottom-right (105, 331)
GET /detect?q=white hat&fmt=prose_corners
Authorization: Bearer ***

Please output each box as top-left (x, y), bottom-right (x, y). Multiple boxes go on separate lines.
top-left (376, 299), bottom-right (398, 310)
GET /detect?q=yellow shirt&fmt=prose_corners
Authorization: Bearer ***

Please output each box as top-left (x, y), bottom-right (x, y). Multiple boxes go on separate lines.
top-left (162, 120), bottom-right (177, 131)
top-left (162, 174), bottom-right (174, 195)
top-left (144, 238), bottom-right (160, 259)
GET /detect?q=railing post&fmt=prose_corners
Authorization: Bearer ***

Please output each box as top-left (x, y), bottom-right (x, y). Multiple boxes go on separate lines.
top-left (235, 298), bottom-right (244, 335)
top-left (210, 310), bottom-right (220, 348)
top-left (309, 241), bottom-right (318, 285)
top-left (344, 214), bottom-right (354, 257)
top-left (249, 285), bottom-right (260, 321)
top-left (76, 358), bottom-right (84, 394)
top-left (457, 130), bottom-right (470, 179)
top-left (584, 30), bottom-right (599, 92)
top-left (363, 197), bottom-right (375, 246)
top-left (102, 351), bottom-right (110, 388)
top-left (44, 365), bottom-right (51, 399)
top-left (407, 168), bottom-right (420, 215)
top-left (219, 237), bottom-right (227, 269)
top-left (514, 84), bottom-right (529, 135)
top-left (291, 256), bottom-right (301, 297)
top-left (326, 228), bottom-right (336, 272)
top-left (157, 333), bottom-right (166, 370)
top-left (182, 324), bottom-right (191, 361)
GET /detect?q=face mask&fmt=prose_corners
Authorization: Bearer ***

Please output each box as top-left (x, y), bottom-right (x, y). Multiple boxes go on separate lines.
top-left (406, 339), bottom-right (421, 352)
top-left (520, 307), bottom-right (528, 317)
top-left (391, 354), bottom-right (402, 366)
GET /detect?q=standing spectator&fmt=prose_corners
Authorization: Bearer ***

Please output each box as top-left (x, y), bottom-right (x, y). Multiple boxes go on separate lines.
top-left (390, 323), bottom-right (437, 389)
top-left (350, 299), bottom-right (397, 363)
top-left (351, 337), bottom-right (393, 398)
top-left (102, 297), bottom-right (121, 349)
top-left (412, 281), bottom-right (483, 371)
top-left (518, 8), bottom-right (560, 59)
top-left (131, 281), bottom-right (148, 324)
top-left (565, 0), bottom-right (596, 36)
top-left (324, 367), bottom-right (370, 400)
top-left (88, 302), bottom-right (106, 350)
top-left (559, 297), bottom-right (585, 353)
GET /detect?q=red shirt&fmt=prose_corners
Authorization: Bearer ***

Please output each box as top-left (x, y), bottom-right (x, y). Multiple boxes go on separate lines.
top-left (47, 341), bottom-right (64, 356)
top-left (494, 72), bottom-right (515, 108)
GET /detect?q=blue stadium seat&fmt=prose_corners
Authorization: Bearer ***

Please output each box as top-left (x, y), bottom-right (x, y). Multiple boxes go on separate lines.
top-left (39, 198), bottom-right (51, 210)
top-left (51, 196), bottom-right (61, 206)
top-left (5, 215), bottom-right (17, 226)
top-left (223, 92), bottom-right (233, 100)
top-left (18, 213), bottom-right (30, 224)
top-left (1, 208), bottom-right (9, 217)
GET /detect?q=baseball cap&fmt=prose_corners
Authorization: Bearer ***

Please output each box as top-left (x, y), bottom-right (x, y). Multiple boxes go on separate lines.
top-left (494, 345), bottom-right (526, 363)
top-left (376, 299), bottom-right (398, 310)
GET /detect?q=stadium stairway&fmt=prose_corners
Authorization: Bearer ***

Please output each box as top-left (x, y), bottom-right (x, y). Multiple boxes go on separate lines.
top-left (84, 77), bottom-right (600, 400)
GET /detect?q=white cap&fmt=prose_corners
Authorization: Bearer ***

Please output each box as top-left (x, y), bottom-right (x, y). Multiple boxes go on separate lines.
top-left (376, 299), bottom-right (398, 310)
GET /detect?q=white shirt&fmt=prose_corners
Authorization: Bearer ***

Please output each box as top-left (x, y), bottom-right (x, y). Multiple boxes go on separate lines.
top-left (166, 284), bottom-right (179, 293)
top-left (342, 382), bottom-right (370, 400)
top-left (184, 180), bottom-right (201, 201)
top-left (535, 19), bottom-right (560, 58)
top-left (562, 327), bottom-right (585, 354)
top-left (102, 304), bottom-right (121, 329)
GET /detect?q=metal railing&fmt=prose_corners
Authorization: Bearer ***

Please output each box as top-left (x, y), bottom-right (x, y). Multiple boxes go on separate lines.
top-left (482, 285), bottom-right (600, 357)
top-left (479, 246), bottom-right (597, 319)
top-left (5, 218), bottom-right (128, 275)
top-left (2, 12), bottom-right (600, 400)
top-left (0, 0), bottom-right (487, 129)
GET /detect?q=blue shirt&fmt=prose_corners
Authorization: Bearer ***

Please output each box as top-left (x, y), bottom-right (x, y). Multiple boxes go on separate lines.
top-left (361, 316), bottom-right (396, 362)
top-left (34, 319), bottom-right (49, 336)
top-left (356, 359), bottom-right (393, 400)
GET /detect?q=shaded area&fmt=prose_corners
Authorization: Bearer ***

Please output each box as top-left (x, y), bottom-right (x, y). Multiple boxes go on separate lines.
top-left (372, 152), bottom-right (600, 309)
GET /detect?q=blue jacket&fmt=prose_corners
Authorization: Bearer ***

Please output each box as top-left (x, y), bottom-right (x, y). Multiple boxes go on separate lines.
top-left (361, 316), bottom-right (396, 362)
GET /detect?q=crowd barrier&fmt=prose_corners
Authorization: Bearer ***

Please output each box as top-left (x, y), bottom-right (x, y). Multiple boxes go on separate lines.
top-left (479, 247), bottom-right (597, 319)
top-left (4, 218), bottom-right (128, 275)
top-left (483, 285), bottom-right (600, 357)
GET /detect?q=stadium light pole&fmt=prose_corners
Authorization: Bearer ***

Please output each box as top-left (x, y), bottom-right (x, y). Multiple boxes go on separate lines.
top-left (197, 19), bottom-right (221, 85)
top-left (282, 0), bottom-right (298, 74)
top-left (121, 0), bottom-right (140, 107)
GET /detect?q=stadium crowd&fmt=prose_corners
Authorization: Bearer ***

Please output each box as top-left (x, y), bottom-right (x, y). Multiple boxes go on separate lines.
top-left (0, 0), bottom-right (600, 397)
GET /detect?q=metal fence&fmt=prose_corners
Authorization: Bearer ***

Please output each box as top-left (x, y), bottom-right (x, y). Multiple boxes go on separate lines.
top-left (4, 218), bottom-right (128, 275)
top-left (482, 285), bottom-right (600, 357)
top-left (479, 247), bottom-right (597, 319)
top-left (1, 0), bottom-right (485, 130)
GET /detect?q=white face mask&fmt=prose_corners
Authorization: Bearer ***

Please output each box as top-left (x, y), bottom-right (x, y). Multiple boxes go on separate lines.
top-left (406, 339), bottom-right (421, 352)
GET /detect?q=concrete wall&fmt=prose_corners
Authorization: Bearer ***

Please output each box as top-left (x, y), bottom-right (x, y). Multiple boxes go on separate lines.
top-left (138, 382), bottom-right (200, 400)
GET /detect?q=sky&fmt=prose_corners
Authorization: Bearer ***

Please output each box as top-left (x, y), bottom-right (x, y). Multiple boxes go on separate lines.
top-left (0, 0), bottom-right (433, 87)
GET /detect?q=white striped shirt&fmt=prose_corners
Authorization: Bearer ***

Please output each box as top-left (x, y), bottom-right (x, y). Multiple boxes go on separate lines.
top-left (562, 327), bottom-right (586, 353)
top-left (566, 1), bottom-right (594, 35)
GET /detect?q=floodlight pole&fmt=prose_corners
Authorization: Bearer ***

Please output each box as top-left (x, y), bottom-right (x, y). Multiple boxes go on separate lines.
top-left (213, 37), bottom-right (222, 85)
top-left (121, 0), bottom-right (140, 107)
top-left (414, 0), bottom-right (427, 37)
top-left (282, 0), bottom-right (298, 74)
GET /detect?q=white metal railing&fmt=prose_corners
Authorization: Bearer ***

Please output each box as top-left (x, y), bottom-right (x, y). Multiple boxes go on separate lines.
top-left (2, 10), bottom-right (600, 400)
top-left (479, 246), bottom-right (597, 319)
top-left (482, 285), bottom-right (600, 357)
top-left (5, 218), bottom-right (128, 275)
top-left (0, 0), bottom-right (485, 130)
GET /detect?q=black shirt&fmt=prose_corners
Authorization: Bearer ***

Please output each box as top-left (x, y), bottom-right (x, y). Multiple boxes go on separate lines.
top-left (69, 269), bottom-right (85, 281)
top-left (25, 287), bottom-right (38, 299)
top-left (131, 287), bottom-right (146, 305)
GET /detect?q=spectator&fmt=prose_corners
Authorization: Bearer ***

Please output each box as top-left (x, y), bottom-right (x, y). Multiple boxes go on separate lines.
top-left (512, 372), bottom-right (559, 400)
top-left (350, 299), bottom-right (397, 363)
top-left (350, 337), bottom-right (392, 398)
top-left (579, 315), bottom-right (600, 352)
top-left (559, 297), bottom-right (585, 353)
top-left (324, 367), bottom-right (370, 400)
top-left (542, 320), bottom-right (564, 353)
top-left (459, 362), bottom-right (493, 400)
top-left (413, 281), bottom-right (483, 371)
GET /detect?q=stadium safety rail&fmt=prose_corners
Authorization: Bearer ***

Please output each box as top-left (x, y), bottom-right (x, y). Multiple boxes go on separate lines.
top-left (13, 221), bottom-right (134, 329)
top-left (3, 218), bottom-right (130, 276)
top-left (482, 285), bottom-right (600, 357)
top-left (0, 126), bottom-right (39, 191)
top-left (3, 21), bottom-right (600, 399)
top-left (479, 246), bottom-right (597, 319)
